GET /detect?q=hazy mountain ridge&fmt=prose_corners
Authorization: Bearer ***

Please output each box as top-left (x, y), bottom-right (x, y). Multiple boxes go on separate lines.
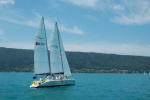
top-left (0, 47), bottom-right (150, 73)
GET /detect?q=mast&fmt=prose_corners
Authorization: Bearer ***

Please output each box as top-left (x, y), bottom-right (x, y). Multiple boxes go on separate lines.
top-left (34, 17), bottom-right (50, 75)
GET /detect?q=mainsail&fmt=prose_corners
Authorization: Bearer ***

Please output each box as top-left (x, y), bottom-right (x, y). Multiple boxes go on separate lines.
top-left (34, 17), bottom-right (50, 75)
top-left (50, 22), bottom-right (71, 76)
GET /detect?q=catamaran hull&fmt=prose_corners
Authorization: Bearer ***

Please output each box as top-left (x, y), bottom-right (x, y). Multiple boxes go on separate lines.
top-left (30, 79), bottom-right (75, 88)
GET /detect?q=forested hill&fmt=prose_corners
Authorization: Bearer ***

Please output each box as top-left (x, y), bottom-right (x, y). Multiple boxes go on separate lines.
top-left (0, 47), bottom-right (150, 73)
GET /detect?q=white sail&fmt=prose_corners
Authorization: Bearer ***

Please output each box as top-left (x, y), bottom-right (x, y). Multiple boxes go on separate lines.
top-left (50, 22), bottom-right (71, 76)
top-left (59, 31), bottom-right (71, 76)
top-left (34, 17), bottom-right (50, 75)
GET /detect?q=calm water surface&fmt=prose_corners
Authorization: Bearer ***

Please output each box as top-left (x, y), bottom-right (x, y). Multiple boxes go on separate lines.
top-left (0, 72), bottom-right (150, 100)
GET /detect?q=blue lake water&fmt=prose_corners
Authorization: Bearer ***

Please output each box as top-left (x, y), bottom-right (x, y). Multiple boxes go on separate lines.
top-left (0, 72), bottom-right (150, 100)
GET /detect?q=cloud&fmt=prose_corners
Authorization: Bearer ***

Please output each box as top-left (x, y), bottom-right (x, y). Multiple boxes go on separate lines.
top-left (0, 7), bottom-right (85, 35)
top-left (113, 15), bottom-right (150, 25)
top-left (0, 28), bottom-right (7, 42)
top-left (0, 41), bottom-right (33, 49)
top-left (65, 43), bottom-right (150, 56)
top-left (113, 4), bottom-right (124, 11)
top-left (63, 0), bottom-right (150, 25)
top-left (0, 15), bottom-right (38, 28)
top-left (45, 19), bottom-right (84, 34)
top-left (0, 28), bottom-right (4, 35)
top-left (3, 41), bottom-right (150, 57)
top-left (112, 0), bottom-right (150, 24)
top-left (35, 13), bottom-right (85, 34)
top-left (0, 14), bottom-right (85, 35)
top-left (60, 25), bottom-right (84, 35)
top-left (63, 0), bottom-right (99, 8)
top-left (0, 0), bottom-right (15, 5)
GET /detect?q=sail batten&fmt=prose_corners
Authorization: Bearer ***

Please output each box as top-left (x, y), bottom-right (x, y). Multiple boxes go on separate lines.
top-left (50, 22), bottom-right (71, 76)
top-left (34, 17), bottom-right (50, 75)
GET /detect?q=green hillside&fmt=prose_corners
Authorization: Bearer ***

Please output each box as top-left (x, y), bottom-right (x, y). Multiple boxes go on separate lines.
top-left (0, 47), bottom-right (150, 73)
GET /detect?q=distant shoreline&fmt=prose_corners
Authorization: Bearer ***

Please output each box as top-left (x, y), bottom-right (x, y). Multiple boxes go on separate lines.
top-left (1, 47), bottom-right (150, 74)
top-left (0, 70), bottom-right (149, 74)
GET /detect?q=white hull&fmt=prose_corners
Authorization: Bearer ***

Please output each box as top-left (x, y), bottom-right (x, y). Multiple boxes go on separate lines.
top-left (30, 78), bottom-right (75, 88)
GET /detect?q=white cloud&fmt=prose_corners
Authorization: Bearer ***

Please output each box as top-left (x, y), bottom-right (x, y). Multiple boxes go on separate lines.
top-left (63, 0), bottom-right (150, 25)
top-left (0, 14), bottom-right (85, 35)
top-left (65, 43), bottom-right (150, 56)
top-left (0, 8), bottom-right (85, 35)
top-left (0, 0), bottom-right (15, 5)
top-left (23, 20), bottom-right (38, 28)
top-left (0, 16), bottom-right (39, 28)
top-left (112, 0), bottom-right (150, 24)
top-left (0, 28), bottom-right (7, 42)
top-left (0, 28), bottom-right (4, 35)
top-left (36, 13), bottom-right (85, 34)
top-left (113, 15), bottom-right (150, 25)
top-left (60, 25), bottom-right (84, 34)
top-left (0, 7), bottom-right (38, 27)
top-left (113, 4), bottom-right (124, 11)
top-left (63, 0), bottom-right (99, 8)
top-left (0, 42), bottom-right (33, 49)
top-left (38, 16), bottom-right (85, 34)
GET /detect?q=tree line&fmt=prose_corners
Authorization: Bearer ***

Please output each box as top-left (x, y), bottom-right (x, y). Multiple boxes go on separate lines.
top-left (0, 47), bottom-right (150, 73)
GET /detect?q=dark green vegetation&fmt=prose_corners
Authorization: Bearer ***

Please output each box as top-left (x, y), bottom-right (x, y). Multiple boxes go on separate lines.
top-left (0, 47), bottom-right (150, 73)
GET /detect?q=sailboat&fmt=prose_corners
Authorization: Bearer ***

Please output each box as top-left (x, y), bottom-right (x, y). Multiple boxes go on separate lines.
top-left (30, 17), bottom-right (75, 88)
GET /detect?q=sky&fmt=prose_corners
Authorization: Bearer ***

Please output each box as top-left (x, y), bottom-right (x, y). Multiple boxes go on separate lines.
top-left (0, 0), bottom-right (150, 56)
